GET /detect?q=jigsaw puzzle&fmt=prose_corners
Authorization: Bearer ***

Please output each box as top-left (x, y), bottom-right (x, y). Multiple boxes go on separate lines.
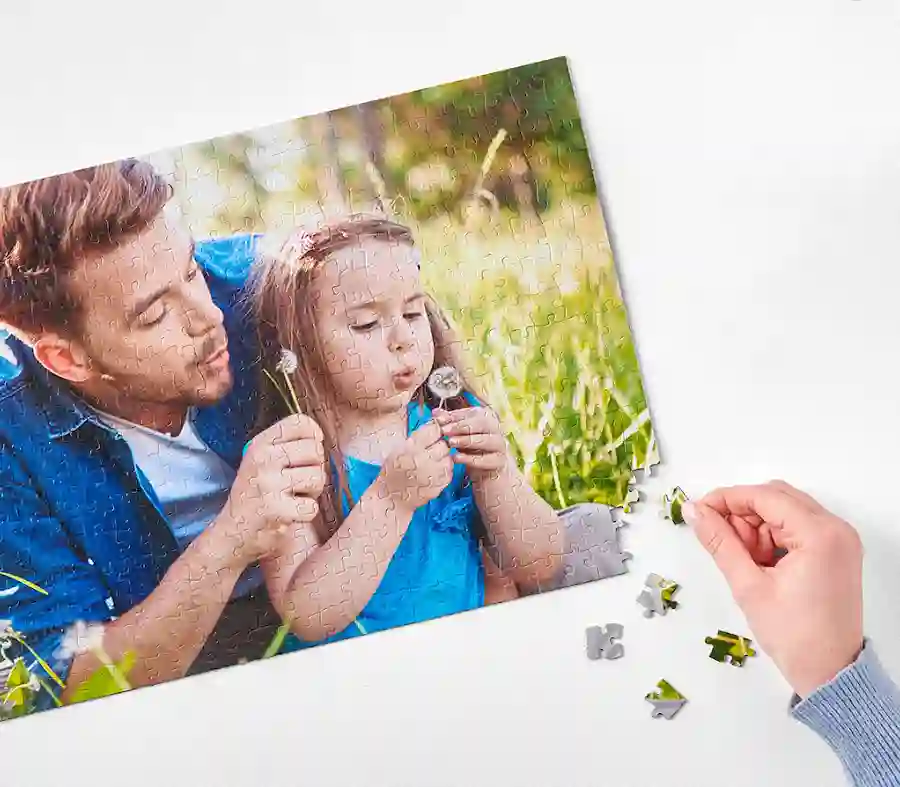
top-left (0, 56), bottom-right (659, 721)
top-left (661, 486), bottom-right (688, 524)
top-left (645, 679), bottom-right (688, 719)
top-left (704, 631), bottom-right (757, 666)
top-left (637, 573), bottom-right (680, 618)
top-left (585, 623), bottom-right (625, 660)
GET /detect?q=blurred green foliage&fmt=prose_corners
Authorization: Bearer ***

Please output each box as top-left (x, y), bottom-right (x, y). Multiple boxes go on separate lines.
top-left (143, 56), bottom-right (657, 509)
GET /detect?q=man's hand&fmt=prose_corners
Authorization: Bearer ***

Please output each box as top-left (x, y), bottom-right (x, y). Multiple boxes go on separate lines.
top-left (375, 420), bottom-right (453, 515)
top-left (434, 407), bottom-right (508, 481)
top-left (683, 480), bottom-right (864, 698)
top-left (222, 414), bottom-right (326, 563)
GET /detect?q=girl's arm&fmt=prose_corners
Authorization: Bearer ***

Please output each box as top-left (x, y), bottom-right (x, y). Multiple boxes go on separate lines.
top-left (261, 419), bottom-right (453, 642)
top-left (435, 408), bottom-right (564, 590)
top-left (471, 464), bottom-right (564, 590)
top-left (261, 478), bottom-right (414, 642)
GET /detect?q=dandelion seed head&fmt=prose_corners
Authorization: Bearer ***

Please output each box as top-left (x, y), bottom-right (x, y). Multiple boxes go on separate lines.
top-left (427, 366), bottom-right (462, 401)
top-left (277, 348), bottom-right (299, 375)
top-left (56, 620), bottom-right (105, 660)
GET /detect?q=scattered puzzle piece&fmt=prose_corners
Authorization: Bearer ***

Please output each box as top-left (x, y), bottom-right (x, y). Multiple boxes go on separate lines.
top-left (645, 679), bottom-right (687, 719)
top-left (661, 486), bottom-right (688, 524)
top-left (585, 623), bottom-right (624, 660)
top-left (636, 573), bottom-right (680, 618)
top-left (704, 630), bottom-right (757, 666)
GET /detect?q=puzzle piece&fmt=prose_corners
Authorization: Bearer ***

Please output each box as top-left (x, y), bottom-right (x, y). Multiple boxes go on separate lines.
top-left (585, 623), bottom-right (624, 660)
top-left (661, 487), bottom-right (688, 524)
top-left (645, 679), bottom-right (687, 719)
top-left (539, 504), bottom-right (632, 592)
top-left (636, 573), bottom-right (680, 618)
top-left (704, 630), bottom-right (757, 666)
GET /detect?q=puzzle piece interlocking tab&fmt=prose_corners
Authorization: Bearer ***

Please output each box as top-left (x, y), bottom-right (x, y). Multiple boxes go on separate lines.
top-left (660, 486), bottom-right (688, 524)
top-left (704, 630), bottom-right (757, 666)
top-left (645, 679), bottom-right (687, 719)
top-left (585, 623), bottom-right (624, 660)
top-left (636, 573), bottom-right (680, 618)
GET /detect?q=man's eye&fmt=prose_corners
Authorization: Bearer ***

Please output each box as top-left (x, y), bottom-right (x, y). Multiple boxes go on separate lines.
top-left (187, 265), bottom-right (201, 282)
top-left (404, 311), bottom-right (424, 320)
top-left (351, 320), bottom-right (378, 332)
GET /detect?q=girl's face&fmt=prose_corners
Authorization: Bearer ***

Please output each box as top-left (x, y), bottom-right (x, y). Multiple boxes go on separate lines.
top-left (312, 238), bottom-right (435, 413)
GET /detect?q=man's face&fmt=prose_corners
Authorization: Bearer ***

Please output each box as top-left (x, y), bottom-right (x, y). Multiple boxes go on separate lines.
top-left (64, 213), bottom-right (233, 406)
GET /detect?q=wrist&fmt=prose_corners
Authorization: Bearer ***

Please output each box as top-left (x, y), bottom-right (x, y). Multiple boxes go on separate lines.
top-left (205, 509), bottom-right (261, 572)
top-left (791, 639), bottom-right (866, 699)
top-left (468, 460), bottom-right (513, 486)
top-left (370, 473), bottom-right (418, 521)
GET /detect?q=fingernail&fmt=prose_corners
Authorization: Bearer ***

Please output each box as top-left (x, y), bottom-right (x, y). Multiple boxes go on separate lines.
top-left (682, 501), bottom-right (699, 523)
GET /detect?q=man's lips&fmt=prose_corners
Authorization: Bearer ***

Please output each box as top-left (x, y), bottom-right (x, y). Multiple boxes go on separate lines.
top-left (200, 343), bottom-right (229, 367)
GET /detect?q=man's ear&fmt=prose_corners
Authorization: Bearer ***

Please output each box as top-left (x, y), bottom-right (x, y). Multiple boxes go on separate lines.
top-left (32, 334), bottom-right (93, 383)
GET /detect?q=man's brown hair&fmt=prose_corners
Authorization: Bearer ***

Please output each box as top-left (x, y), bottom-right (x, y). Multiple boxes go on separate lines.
top-left (0, 158), bottom-right (172, 337)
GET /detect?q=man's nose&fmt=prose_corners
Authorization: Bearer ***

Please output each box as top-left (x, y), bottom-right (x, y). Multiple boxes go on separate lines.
top-left (183, 291), bottom-right (224, 336)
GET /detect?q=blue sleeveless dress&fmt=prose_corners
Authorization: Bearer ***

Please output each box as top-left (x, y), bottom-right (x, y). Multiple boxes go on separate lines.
top-left (279, 397), bottom-right (486, 651)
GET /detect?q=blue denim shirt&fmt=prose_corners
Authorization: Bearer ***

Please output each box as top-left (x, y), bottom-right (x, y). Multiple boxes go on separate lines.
top-left (0, 234), bottom-right (261, 689)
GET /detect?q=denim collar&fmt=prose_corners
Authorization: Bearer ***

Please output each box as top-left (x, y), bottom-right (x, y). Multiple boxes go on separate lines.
top-left (5, 334), bottom-right (103, 440)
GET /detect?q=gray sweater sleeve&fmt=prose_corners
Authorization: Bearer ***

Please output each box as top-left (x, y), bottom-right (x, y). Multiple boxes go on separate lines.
top-left (791, 641), bottom-right (900, 786)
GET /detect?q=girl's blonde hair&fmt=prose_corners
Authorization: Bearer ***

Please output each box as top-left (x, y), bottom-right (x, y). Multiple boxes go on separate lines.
top-left (246, 213), bottom-right (483, 540)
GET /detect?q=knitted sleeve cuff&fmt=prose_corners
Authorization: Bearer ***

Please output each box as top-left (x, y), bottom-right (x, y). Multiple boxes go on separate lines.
top-left (791, 640), bottom-right (900, 787)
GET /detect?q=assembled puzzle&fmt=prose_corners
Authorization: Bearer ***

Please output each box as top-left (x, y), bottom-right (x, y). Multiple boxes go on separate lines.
top-left (0, 56), bottom-right (658, 721)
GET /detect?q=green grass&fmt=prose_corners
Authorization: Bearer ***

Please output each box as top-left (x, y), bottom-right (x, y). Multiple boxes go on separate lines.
top-left (418, 200), bottom-right (656, 509)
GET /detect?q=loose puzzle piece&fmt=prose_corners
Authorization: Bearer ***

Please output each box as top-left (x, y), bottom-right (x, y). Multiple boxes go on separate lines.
top-left (585, 623), bottom-right (624, 660)
top-left (645, 679), bottom-right (687, 719)
top-left (660, 486), bottom-right (688, 524)
top-left (636, 573), bottom-right (680, 618)
top-left (704, 630), bottom-right (757, 666)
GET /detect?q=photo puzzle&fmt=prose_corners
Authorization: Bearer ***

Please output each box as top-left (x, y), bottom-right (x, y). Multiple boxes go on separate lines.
top-left (0, 56), bottom-right (657, 720)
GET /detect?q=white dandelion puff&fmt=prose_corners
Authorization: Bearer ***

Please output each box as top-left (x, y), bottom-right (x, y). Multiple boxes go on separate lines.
top-left (276, 348), bottom-right (299, 375)
top-left (427, 366), bottom-right (462, 409)
top-left (55, 620), bottom-right (106, 660)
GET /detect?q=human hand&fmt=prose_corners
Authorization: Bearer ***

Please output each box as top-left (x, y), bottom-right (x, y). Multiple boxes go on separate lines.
top-left (434, 407), bottom-right (509, 481)
top-left (222, 414), bottom-right (326, 563)
top-left (376, 419), bottom-right (454, 515)
top-left (683, 480), bottom-right (864, 698)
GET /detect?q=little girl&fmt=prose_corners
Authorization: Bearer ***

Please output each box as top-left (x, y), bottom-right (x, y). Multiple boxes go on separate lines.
top-left (246, 214), bottom-right (563, 649)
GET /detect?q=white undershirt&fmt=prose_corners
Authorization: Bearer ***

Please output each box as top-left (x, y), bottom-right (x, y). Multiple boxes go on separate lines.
top-left (91, 406), bottom-right (261, 598)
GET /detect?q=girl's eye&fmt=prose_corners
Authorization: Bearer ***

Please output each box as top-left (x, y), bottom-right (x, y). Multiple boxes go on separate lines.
top-left (404, 311), bottom-right (424, 321)
top-left (141, 306), bottom-right (168, 328)
top-left (351, 320), bottom-right (378, 333)
top-left (187, 265), bottom-right (201, 282)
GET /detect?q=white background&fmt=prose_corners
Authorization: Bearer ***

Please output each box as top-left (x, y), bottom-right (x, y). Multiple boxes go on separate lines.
top-left (1, 1), bottom-right (899, 785)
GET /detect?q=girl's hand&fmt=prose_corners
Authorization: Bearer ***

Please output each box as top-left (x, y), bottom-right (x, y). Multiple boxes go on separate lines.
top-left (434, 407), bottom-right (509, 480)
top-left (377, 420), bottom-right (454, 515)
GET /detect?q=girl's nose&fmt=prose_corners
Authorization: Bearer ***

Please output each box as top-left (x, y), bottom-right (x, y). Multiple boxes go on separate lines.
top-left (388, 317), bottom-right (415, 351)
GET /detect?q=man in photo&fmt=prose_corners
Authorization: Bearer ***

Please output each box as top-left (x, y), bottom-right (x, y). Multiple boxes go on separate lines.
top-left (0, 159), bottom-right (326, 705)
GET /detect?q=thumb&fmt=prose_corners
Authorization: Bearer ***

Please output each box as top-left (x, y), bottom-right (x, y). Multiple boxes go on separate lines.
top-left (683, 501), bottom-right (763, 592)
top-left (410, 418), bottom-right (444, 448)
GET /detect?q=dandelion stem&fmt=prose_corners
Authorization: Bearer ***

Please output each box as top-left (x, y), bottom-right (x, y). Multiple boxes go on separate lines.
top-left (282, 373), bottom-right (302, 415)
top-left (37, 677), bottom-right (63, 707)
top-left (263, 621), bottom-right (292, 659)
top-left (263, 369), bottom-right (294, 413)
